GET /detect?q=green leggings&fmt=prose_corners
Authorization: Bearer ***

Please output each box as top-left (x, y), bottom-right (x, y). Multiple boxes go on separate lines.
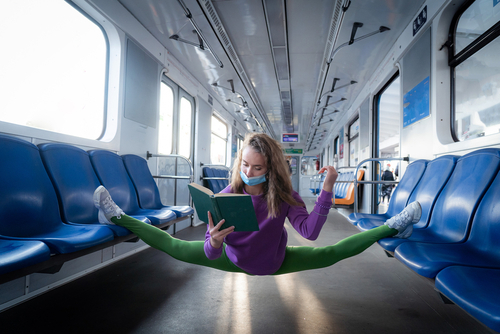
top-left (111, 215), bottom-right (397, 276)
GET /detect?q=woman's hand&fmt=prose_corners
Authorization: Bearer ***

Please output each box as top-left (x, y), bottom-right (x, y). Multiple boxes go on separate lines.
top-left (318, 165), bottom-right (338, 193)
top-left (208, 211), bottom-right (235, 249)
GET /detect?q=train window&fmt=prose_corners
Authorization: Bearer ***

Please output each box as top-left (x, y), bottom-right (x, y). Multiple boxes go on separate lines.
top-left (451, 0), bottom-right (500, 141)
top-left (348, 117), bottom-right (360, 167)
top-left (210, 115), bottom-right (228, 165)
top-left (334, 136), bottom-right (339, 159)
top-left (159, 76), bottom-right (194, 158)
top-left (158, 82), bottom-right (174, 155)
top-left (178, 97), bottom-right (193, 158)
top-left (0, 1), bottom-right (107, 139)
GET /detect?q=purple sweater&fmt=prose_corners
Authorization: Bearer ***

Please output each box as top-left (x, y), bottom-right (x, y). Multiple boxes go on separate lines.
top-left (204, 186), bottom-right (333, 275)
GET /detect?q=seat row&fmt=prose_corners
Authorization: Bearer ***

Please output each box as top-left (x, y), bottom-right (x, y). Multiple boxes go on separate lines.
top-left (309, 170), bottom-right (364, 207)
top-left (202, 166), bottom-right (230, 193)
top-left (333, 169), bottom-right (364, 206)
top-left (0, 134), bottom-right (193, 277)
top-left (348, 148), bottom-right (500, 332)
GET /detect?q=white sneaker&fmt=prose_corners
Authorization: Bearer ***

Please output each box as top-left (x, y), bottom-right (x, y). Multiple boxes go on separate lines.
top-left (384, 201), bottom-right (422, 238)
top-left (93, 186), bottom-right (125, 225)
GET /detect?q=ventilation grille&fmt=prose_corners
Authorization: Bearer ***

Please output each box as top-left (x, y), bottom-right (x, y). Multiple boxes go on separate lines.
top-left (201, 0), bottom-right (275, 137)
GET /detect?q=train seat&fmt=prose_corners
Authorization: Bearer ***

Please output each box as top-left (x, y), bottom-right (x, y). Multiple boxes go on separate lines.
top-left (122, 154), bottom-right (194, 217)
top-left (377, 148), bottom-right (500, 253)
top-left (309, 173), bottom-right (325, 195)
top-left (38, 143), bottom-right (134, 237)
top-left (356, 156), bottom-right (457, 231)
top-left (89, 150), bottom-right (177, 226)
top-left (394, 163), bottom-right (500, 278)
top-left (334, 169), bottom-right (364, 206)
top-left (435, 266), bottom-right (500, 332)
top-left (347, 160), bottom-right (428, 225)
top-left (0, 238), bottom-right (51, 275)
top-left (202, 167), bottom-right (229, 193)
top-left (213, 168), bottom-right (229, 190)
top-left (333, 172), bottom-right (348, 198)
top-left (0, 134), bottom-right (114, 254)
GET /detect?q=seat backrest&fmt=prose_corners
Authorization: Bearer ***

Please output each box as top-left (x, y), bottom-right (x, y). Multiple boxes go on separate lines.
top-left (213, 169), bottom-right (227, 192)
top-left (0, 134), bottom-right (62, 236)
top-left (203, 167), bottom-right (220, 193)
top-left (335, 172), bottom-right (348, 197)
top-left (122, 154), bottom-right (163, 210)
top-left (88, 150), bottom-right (141, 213)
top-left (385, 160), bottom-right (428, 217)
top-left (39, 143), bottom-right (101, 224)
top-left (426, 148), bottom-right (500, 243)
top-left (466, 167), bottom-right (500, 259)
top-left (407, 155), bottom-right (458, 228)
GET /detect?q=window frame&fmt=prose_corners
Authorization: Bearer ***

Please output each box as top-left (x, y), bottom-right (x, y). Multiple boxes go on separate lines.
top-left (210, 113), bottom-right (229, 165)
top-left (159, 74), bottom-right (195, 159)
top-left (0, 0), bottom-right (110, 141)
top-left (448, 0), bottom-right (500, 142)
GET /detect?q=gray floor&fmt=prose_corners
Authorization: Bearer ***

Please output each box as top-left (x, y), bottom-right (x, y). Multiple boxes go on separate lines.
top-left (0, 198), bottom-right (496, 334)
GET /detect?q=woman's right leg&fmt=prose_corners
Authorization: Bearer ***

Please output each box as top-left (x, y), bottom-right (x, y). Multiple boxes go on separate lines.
top-left (111, 215), bottom-right (245, 273)
top-left (94, 185), bottom-right (245, 274)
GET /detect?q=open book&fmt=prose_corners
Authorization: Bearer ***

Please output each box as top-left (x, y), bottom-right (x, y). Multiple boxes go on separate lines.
top-left (188, 183), bottom-right (259, 232)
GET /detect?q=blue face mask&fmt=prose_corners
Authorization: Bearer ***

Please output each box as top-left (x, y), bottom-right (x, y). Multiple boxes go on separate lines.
top-left (240, 170), bottom-right (267, 186)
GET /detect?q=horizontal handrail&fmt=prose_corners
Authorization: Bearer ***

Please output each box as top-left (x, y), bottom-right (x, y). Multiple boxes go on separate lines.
top-left (354, 157), bottom-right (409, 213)
top-left (146, 151), bottom-right (194, 182)
top-left (155, 175), bottom-right (192, 180)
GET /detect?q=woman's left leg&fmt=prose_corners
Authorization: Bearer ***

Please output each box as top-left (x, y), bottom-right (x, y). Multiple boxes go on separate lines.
top-left (273, 201), bottom-right (422, 275)
top-left (273, 225), bottom-right (397, 275)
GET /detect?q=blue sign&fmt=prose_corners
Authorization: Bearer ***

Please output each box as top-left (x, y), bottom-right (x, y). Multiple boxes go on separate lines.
top-left (413, 6), bottom-right (427, 36)
top-left (495, 0), bottom-right (500, 7)
top-left (282, 133), bottom-right (299, 142)
top-left (403, 76), bottom-right (430, 128)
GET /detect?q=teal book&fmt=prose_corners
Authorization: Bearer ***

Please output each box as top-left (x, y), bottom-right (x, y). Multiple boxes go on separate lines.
top-left (188, 183), bottom-right (259, 232)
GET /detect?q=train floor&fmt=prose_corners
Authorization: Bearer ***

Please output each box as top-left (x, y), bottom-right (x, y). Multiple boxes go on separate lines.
top-left (1, 198), bottom-right (496, 334)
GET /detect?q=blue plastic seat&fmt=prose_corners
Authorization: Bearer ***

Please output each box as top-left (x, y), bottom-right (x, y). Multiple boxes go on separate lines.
top-left (435, 266), bottom-right (500, 332)
top-left (89, 150), bottom-right (177, 225)
top-left (347, 160), bottom-right (428, 225)
top-left (0, 238), bottom-right (51, 275)
top-left (38, 143), bottom-right (137, 237)
top-left (212, 168), bottom-right (227, 192)
top-left (357, 156), bottom-right (457, 231)
top-left (202, 167), bottom-right (220, 193)
top-left (378, 148), bottom-right (500, 253)
top-left (0, 134), bottom-right (114, 254)
top-left (394, 163), bottom-right (500, 277)
top-left (122, 154), bottom-right (193, 217)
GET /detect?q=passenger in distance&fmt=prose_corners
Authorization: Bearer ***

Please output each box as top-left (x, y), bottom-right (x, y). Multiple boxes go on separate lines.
top-left (93, 133), bottom-right (421, 276)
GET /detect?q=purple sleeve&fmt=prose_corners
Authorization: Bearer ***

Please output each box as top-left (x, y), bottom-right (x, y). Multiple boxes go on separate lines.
top-left (287, 189), bottom-right (333, 240)
top-left (204, 225), bottom-right (223, 259)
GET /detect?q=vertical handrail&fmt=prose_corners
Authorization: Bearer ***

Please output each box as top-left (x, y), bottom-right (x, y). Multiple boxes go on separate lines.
top-left (353, 157), bottom-right (409, 213)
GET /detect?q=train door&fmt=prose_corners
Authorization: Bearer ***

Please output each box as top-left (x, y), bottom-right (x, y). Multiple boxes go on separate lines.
top-left (373, 73), bottom-right (400, 214)
top-left (158, 75), bottom-right (195, 230)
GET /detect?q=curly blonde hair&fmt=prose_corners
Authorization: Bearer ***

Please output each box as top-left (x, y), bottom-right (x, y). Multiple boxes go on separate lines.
top-left (230, 133), bottom-right (303, 218)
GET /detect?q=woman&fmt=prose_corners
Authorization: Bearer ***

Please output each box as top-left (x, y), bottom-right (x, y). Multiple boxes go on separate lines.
top-left (94, 133), bottom-right (421, 276)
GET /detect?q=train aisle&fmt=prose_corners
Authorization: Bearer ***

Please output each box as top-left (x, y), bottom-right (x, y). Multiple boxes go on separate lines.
top-left (0, 199), bottom-right (495, 334)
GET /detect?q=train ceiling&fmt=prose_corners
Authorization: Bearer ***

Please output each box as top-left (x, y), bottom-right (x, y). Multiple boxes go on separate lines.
top-left (116, 0), bottom-right (425, 147)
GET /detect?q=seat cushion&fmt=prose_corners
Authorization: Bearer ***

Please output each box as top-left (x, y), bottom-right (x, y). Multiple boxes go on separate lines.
top-left (435, 266), bottom-right (500, 332)
top-left (0, 239), bottom-right (51, 275)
